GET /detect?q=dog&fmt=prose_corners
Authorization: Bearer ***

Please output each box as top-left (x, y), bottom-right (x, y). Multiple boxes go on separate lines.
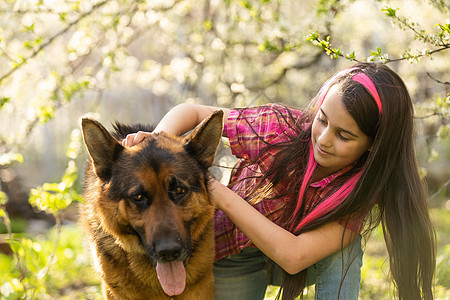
top-left (80, 110), bottom-right (223, 299)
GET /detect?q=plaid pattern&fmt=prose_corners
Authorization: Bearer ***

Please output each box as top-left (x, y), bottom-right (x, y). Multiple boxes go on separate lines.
top-left (214, 104), bottom-right (362, 261)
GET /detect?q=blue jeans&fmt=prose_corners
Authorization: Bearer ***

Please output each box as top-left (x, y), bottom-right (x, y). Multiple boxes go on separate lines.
top-left (213, 235), bottom-right (363, 300)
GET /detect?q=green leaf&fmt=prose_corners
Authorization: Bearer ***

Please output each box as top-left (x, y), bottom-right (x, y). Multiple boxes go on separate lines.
top-left (0, 190), bottom-right (7, 205)
top-left (42, 183), bottom-right (64, 192)
top-left (38, 105), bottom-right (55, 123)
top-left (306, 31), bottom-right (320, 43)
top-left (0, 97), bottom-right (10, 108)
top-left (59, 12), bottom-right (67, 22)
top-left (0, 153), bottom-right (24, 166)
top-left (7, 239), bottom-right (22, 254)
top-left (346, 51), bottom-right (356, 61)
top-left (428, 148), bottom-right (439, 163)
top-left (203, 19), bottom-right (213, 31)
top-left (258, 40), bottom-right (278, 52)
top-left (240, 1), bottom-right (252, 9)
top-left (437, 23), bottom-right (450, 34)
top-left (9, 278), bottom-right (24, 293)
top-left (437, 124), bottom-right (450, 140)
top-left (23, 23), bottom-right (35, 32)
top-left (382, 6), bottom-right (398, 17)
top-left (28, 158), bottom-right (81, 214)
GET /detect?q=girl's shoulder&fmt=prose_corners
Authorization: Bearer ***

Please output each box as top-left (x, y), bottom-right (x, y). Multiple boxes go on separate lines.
top-left (226, 103), bottom-right (305, 160)
top-left (265, 103), bottom-right (305, 130)
top-left (231, 103), bottom-right (303, 124)
top-left (256, 103), bottom-right (303, 116)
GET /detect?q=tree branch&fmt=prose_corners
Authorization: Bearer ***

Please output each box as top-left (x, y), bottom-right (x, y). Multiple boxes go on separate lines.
top-left (414, 112), bottom-right (444, 120)
top-left (427, 72), bottom-right (450, 86)
top-left (0, 0), bottom-right (109, 85)
top-left (429, 177), bottom-right (450, 202)
top-left (383, 45), bottom-right (450, 63)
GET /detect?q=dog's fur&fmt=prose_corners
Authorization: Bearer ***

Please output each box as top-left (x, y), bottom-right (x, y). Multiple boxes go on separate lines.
top-left (80, 111), bottom-right (223, 299)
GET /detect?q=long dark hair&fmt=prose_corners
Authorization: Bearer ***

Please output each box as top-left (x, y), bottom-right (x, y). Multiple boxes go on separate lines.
top-left (246, 63), bottom-right (436, 299)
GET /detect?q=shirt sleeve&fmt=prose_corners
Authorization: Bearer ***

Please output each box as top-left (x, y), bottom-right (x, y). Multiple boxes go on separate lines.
top-left (225, 104), bottom-right (302, 161)
top-left (337, 214), bottom-right (365, 233)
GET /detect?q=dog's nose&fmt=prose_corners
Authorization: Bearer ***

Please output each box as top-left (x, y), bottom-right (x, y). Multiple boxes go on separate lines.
top-left (155, 239), bottom-right (183, 262)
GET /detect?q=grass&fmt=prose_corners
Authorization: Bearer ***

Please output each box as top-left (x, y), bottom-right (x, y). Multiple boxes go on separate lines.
top-left (0, 208), bottom-right (449, 299)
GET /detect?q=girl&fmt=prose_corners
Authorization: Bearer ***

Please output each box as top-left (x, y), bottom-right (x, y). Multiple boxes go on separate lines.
top-left (122, 63), bottom-right (436, 299)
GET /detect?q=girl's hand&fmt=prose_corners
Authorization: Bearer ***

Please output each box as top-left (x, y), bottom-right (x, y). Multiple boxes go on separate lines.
top-left (208, 178), bottom-right (229, 209)
top-left (120, 103), bottom-right (229, 148)
top-left (122, 131), bottom-right (152, 147)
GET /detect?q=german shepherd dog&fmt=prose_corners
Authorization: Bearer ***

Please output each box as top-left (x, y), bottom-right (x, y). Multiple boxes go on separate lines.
top-left (80, 111), bottom-right (223, 299)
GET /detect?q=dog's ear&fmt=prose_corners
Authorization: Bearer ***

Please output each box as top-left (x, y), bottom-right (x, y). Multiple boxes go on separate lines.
top-left (185, 110), bottom-right (223, 168)
top-left (81, 118), bottom-right (124, 181)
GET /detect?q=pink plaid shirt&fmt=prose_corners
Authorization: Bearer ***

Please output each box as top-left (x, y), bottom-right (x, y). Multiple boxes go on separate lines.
top-left (214, 104), bottom-right (362, 261)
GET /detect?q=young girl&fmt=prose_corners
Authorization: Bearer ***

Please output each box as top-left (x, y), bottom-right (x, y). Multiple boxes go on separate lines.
top-left (122, 63), bottom-right (436, 300)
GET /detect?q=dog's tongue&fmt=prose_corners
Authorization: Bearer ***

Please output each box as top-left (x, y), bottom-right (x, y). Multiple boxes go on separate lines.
top-left (156, 261), bottom-right (186, 296)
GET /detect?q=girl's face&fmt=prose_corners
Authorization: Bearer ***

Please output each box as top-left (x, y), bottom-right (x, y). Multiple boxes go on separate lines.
top-left (311, 84), bottom-right (372, 179)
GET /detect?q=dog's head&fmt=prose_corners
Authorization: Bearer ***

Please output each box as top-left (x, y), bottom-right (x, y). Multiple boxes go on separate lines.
top-left (81, 111), bottom-right (223, 296)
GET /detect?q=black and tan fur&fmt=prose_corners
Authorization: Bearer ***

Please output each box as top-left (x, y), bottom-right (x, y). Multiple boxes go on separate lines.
top-left (80, 111), bottom-right (223, 299)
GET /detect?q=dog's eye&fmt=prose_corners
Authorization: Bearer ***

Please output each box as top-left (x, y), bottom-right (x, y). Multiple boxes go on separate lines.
top-left (128, 191), bottom-right (151, 210)
top-left (175, 187), bottom-right (186, 195)
top-left (169, 178), bottom-right (188, 204)
top-left (131, 194), bottom-right (145, 203)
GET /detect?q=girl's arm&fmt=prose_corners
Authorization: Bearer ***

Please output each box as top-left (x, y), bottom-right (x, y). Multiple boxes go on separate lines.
top-left (209, 179), bottom-right (357, 275)
top-left (122, 103), bottom-right (230, 146)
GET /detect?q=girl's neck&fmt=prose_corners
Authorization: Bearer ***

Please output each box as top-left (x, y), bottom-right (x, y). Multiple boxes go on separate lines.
top-left (313, 163), bottom-right (357, 181)
top-left (312, 166), bottom-right (333, 181)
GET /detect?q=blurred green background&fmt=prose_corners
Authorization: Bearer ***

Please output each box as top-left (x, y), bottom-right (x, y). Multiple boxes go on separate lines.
top-left (0, 0), bottom-right (448, 299)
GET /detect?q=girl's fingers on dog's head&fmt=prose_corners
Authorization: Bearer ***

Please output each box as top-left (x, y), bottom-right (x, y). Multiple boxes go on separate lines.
top-left (133, 131), bottom-right (151, 145)
top-left (122, 133), bottom-right (137, 147)
top-left (122, 131), bottom-right (152, 147)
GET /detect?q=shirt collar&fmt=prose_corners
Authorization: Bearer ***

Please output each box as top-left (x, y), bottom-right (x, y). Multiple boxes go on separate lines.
top-left (310, 164), bottom-right (354, 188)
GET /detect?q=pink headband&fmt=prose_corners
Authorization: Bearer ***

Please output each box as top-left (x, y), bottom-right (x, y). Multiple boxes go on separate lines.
top-left (316, 68), bottom-right (383, 117)
top-left (352, 73), bottom-right (383, 116)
